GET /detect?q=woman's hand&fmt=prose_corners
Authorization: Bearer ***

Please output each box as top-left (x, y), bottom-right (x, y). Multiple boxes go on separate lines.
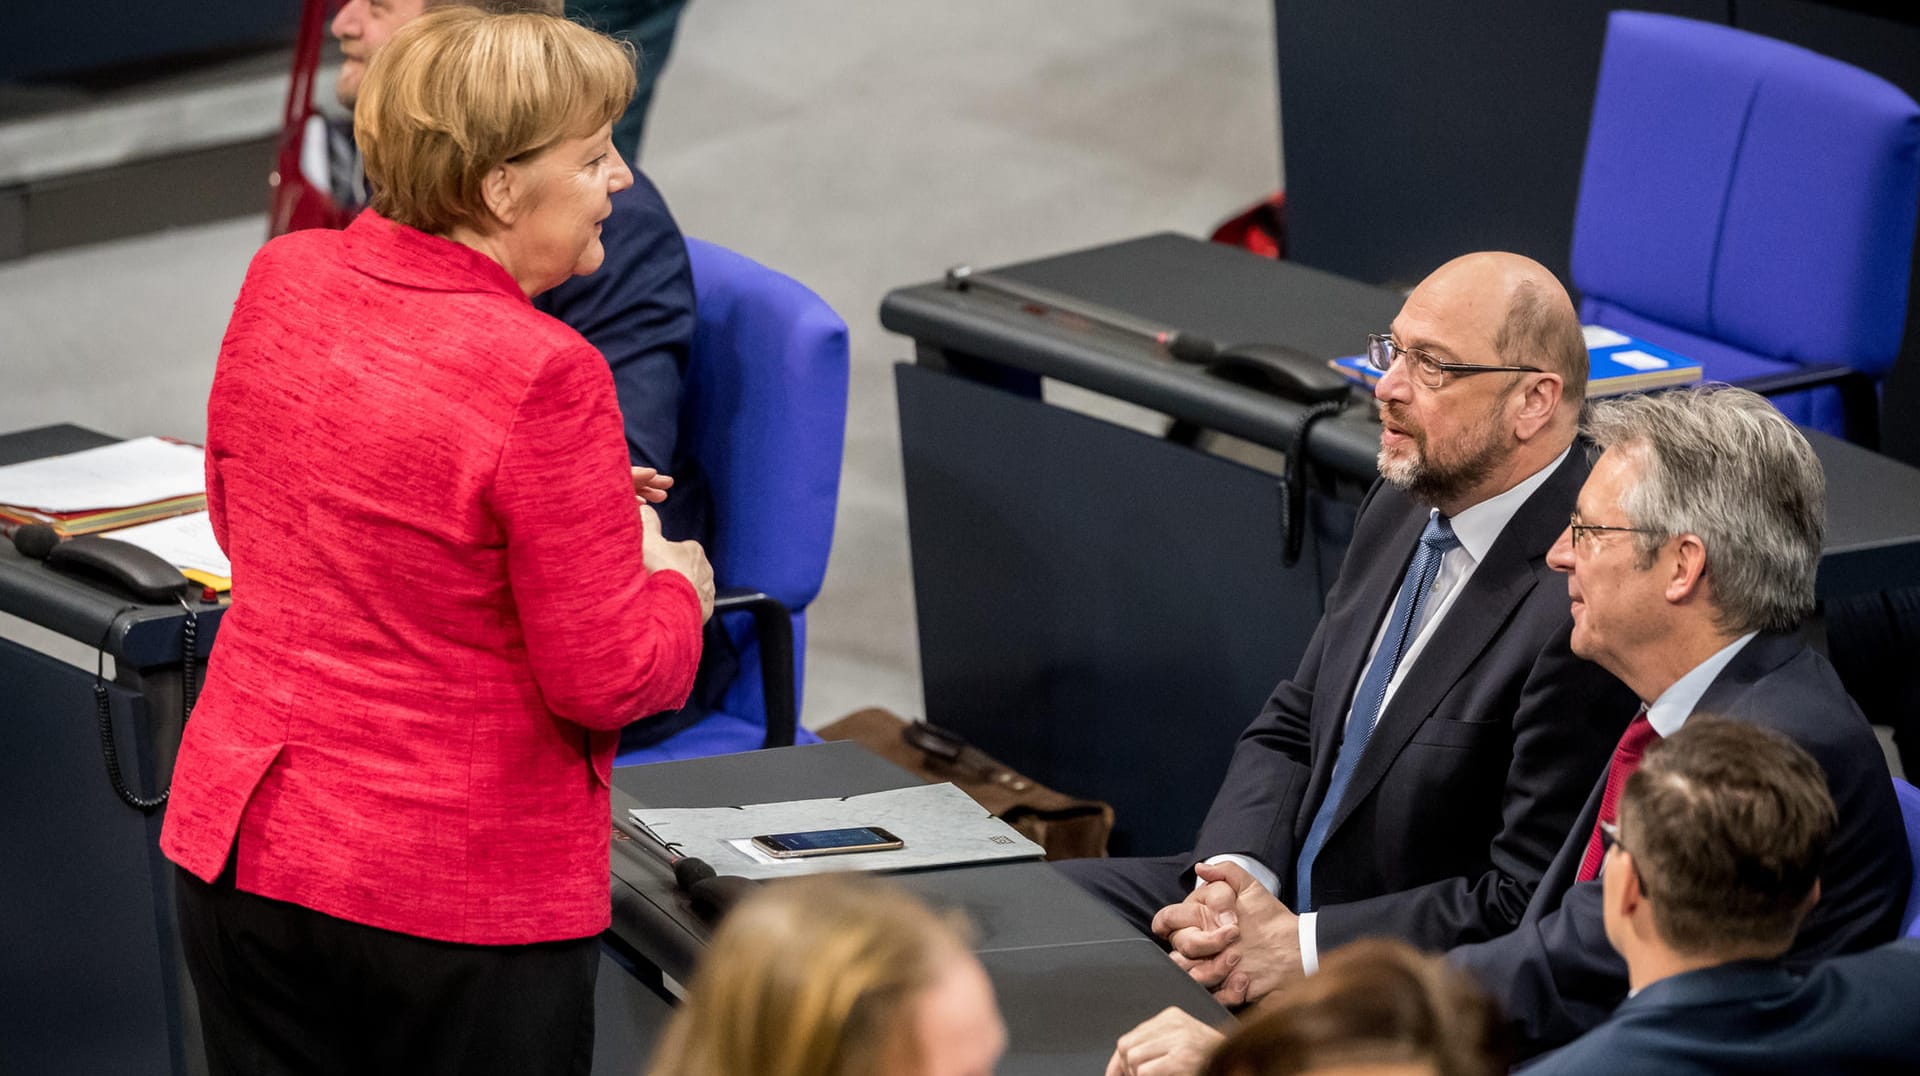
top-left (640, 504), bottom-right (715, 622)
top-left (632, 467), bottom-right (676, 505)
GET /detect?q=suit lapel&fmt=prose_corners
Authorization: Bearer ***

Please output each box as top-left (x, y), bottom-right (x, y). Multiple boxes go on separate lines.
top-left (1530, 769), bottom-right (1608, 922)
top-left (1326, 447), bottom-right (1590, 840)
top-left (1327, 555), bottom-right (1537, 836)
top-left (1302, 502), bottom-right (1427, 836)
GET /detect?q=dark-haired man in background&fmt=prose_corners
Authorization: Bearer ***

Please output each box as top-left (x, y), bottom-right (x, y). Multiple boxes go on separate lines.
top-left (1523, 717), bottom-right (1920, 1074)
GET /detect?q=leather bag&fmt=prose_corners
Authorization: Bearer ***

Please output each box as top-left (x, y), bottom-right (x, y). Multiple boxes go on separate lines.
top-left (817, 708), bottom-right (1114, 860)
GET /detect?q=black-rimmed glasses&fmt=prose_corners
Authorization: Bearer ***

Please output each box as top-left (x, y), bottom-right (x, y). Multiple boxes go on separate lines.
top-left (1366, 333), bottom-right (1543, 390)
top-left (1568, 513), bottom-right (1660, 552)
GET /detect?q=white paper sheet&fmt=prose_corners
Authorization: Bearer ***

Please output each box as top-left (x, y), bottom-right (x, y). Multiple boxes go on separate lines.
top-left (0, 437), bottom-right (205, 512)
top-left (1609, 349), bottom-right (1671, 371)
top-left (1581, 325), bottom-right (1633, 349)
top-left (105, 511), bottom-right (231, 577)
top-left (627, 783), bottom-right (1044, 880)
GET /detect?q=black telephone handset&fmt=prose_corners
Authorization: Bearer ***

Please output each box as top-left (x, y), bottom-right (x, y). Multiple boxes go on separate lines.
top-left (1205, 343), bottom-right (1355, 405)
top-left (46, 535), bottom-right (194, 603)
top-left (10, 524), bottom-right (201, 812)
top-left (18, 528), bottom-right (203, 813)
top-left (1190, 344), bottom-right (1354, 571)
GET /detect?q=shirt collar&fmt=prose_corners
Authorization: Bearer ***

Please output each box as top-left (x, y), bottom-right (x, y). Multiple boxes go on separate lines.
top-left (342, 210), bottom-right (528, 303)
top-left (1441, 444), bottom-right (1573, 565)
top-left (1646, 632), bottom-right (1760, 737)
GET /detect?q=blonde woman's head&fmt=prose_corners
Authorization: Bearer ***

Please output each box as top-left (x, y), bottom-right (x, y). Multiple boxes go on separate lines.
top-left (354, 6), bottom-right (635, 236)
top-left (648, 874), bottom-right (1006, 1076)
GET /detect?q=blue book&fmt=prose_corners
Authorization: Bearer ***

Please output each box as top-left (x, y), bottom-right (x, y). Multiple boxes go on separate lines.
top-left (1331, 325), bottom-right (1703, 397)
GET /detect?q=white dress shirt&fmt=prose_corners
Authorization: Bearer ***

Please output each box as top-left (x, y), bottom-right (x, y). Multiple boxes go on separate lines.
top-left (1203, 446), bottom-right (1571, 974)
top-left (1643, 632), bottom-right (1758, 738)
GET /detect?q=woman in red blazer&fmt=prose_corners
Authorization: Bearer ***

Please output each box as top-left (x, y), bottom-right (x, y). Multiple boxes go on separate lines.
top-left (158, 10), bottom-right (710, 1075)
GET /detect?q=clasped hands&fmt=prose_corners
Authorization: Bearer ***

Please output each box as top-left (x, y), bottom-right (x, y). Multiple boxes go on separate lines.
top-left (632, 467), bottom-right (715, 622)
top-left (1105, 864), bottom-right (1304, 1075)
top-left (1154, 861), bottom-right (1303, 1008)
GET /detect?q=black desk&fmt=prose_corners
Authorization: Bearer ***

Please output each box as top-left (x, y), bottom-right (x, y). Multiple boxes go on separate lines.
top-left (606, 742), bottom-right (1225, 1076)
top-left (881, 233), bottom-right (1920, 856)
top-left (1813, 432), bottom-right (1920, 597)
top-left (0, 424), bottom-right (227, 1076)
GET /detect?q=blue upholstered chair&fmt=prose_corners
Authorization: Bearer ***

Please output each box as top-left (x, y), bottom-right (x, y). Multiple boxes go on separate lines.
top-left (1895, 778), bottom-right (1920, 939)
top-left (615, 239), bottom-right (850, 765)
top-left (1572, 12), bottom-right (1920, 442)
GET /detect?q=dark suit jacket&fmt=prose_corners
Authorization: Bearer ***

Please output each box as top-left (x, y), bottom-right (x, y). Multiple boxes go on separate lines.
top-left (1193, 446), bottom-right (1638, 953)
top-left (534, 172), bottom-right (703, 543)
top-left (1520, 941), bottom-right (1920, 1074)
top-left (1453, 631), bottom-right (1912, 1059)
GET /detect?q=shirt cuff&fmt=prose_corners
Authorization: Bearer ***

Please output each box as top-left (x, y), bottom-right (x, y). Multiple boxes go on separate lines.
top-left (1299, 912), bottom-right (1320, 975)
top-left (1198, 853), bottom-right (1280, 898)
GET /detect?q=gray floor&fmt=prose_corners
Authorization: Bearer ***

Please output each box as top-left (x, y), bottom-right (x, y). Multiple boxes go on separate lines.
top-left (0, 0), bottom-right (1282, 729)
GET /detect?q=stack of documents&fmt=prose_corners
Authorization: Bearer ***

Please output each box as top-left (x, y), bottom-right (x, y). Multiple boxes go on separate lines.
top-left (628, 783), bottom-right (1045, 881)
top-left (0, 437), bottom-right (208, 537)
top-left (0, 438), bottom-right (230, 590)
top-left (1576, 325), bottom-right (1705, 394)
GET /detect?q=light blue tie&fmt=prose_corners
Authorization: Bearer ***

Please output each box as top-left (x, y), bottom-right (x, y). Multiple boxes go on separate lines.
top-left (1294, 513), bottom-right (1459, 911)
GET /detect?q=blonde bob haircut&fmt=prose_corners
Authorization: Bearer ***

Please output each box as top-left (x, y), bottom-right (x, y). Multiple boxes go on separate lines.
top-left (354, 6), bottom-right (635, 236)
top-left (647, 874), bottom-right (975, 1076)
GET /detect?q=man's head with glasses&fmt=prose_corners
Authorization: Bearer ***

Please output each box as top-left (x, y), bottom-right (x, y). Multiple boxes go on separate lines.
top-left (1369, 252), bottom-right (1588, 516)
top-left (1547, 386), bottom-right (1823, 699)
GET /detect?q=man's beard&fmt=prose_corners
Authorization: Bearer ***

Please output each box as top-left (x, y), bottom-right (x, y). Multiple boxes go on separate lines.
top-left (1377, 402), bottom-right (1508, 508)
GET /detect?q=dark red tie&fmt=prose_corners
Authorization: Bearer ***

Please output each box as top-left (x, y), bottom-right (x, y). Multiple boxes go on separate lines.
top-left (1575, 708), bottom-right (1658, 883)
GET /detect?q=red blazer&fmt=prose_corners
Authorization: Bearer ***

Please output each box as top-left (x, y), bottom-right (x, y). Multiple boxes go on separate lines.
top-left (160, 213), bottom-right (704, 945)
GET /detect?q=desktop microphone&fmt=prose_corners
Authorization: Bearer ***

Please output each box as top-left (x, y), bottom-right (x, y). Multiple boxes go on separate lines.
top-left (673, 856), bottom-right (759, 921)
top-left (12, 523), bottom-right (61, 559)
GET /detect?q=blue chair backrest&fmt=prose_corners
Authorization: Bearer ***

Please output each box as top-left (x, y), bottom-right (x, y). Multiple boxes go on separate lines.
top-left (1572, 12), bottom-right (1920, 430)
top-left (681, 239), bottom-right (849, 719)
top-left (1895, 778), bottom-right (1920, 938)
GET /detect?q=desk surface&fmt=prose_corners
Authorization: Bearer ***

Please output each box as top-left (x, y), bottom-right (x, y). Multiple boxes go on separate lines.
top-left (606, 742), bottom-right (1225, 1075)
top-left (883, 233), bottom-right (1920, 597)
top-left (1810, 429), bottom-right (1920, 596)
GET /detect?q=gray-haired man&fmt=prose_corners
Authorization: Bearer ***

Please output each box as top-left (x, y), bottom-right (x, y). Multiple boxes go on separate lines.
top-left (1452, 386), bottom-right (1911, 1060)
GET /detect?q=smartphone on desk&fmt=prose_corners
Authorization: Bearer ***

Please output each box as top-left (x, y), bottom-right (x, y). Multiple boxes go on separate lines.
top-left (750, 826), bottom-right (904, 859)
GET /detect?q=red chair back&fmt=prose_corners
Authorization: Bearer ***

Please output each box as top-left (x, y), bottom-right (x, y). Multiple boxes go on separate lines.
top-left (269, 0), bottom-right (353, 238)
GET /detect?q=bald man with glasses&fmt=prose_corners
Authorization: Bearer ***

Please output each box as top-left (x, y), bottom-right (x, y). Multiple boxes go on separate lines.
top-left (1067, 253), bottom-right (1638, 1050)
